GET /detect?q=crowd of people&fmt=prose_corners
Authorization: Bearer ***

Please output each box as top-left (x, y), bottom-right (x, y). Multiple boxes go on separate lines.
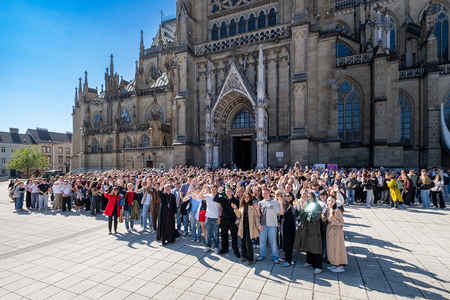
top-left (7, 163), bottom-right (449, 275)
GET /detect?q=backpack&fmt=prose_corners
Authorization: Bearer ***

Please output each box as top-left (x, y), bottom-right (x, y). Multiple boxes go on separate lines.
top-left (396, 180), bottom-right (403, 190)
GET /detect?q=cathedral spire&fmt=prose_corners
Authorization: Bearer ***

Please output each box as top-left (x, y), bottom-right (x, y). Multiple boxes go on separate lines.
top-left (140, 30), bottom-right (144, 53)
top-left (110, 54), bottom-right (114, 77)
top-left (74, 87), bottom-right (78, 102)
top-left (78, 77), bottom-right (82, 100)
top-left (135, 60), bottom-right (139, 78)
top-left (83, 71), bottom-right (88, 95)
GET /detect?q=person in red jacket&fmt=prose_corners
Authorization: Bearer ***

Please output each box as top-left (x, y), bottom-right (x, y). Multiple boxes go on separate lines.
top-left (104, 186), bottom-right (123, 235)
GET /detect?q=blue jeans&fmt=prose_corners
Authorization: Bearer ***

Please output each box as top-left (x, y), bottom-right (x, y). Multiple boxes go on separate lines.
top-left (176, 210), bottom-right (182, 231)
top-left (421, 189), bottom-right (431, 208)
top-left (123, 209), bottom-right (134, 230)
top-left (346, 189), bottom-right (355, 204)
top-left (16, 193), bottom-right (24, 210)
top-left (183, 214), bottom-right (189, 233)
top-left (205, 217), bottom-right (219, 248)
top-left (141, 204), bottom-right (152, 229)
top-left (259, 225), bottom-right (279, 260)
top-left (189, 210), bottom-right (201, 239)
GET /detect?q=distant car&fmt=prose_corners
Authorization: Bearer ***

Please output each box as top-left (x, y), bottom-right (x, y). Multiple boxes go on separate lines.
top-left (40, 170), bottom-right (64, 179)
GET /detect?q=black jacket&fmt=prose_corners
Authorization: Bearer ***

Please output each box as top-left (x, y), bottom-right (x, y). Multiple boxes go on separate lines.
top-left (213, 194), bottom-right (240, 220)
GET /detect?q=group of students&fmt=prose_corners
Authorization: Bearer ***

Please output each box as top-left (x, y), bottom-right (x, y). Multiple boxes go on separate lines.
top-left (8, 164), bottom-right (448, 275)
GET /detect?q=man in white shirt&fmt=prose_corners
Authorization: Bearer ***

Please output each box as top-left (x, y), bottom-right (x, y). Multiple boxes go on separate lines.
top-left (52, 179), bottom-right (63, 212)
top-left (199, 184), bottom-right (221, 253)
top-left (61, 180), bottom-right (73, 212)
top-left (171, 181), bottom-right (182, 233)
top-left (257, 188), bottom-right (284, 263)
top-left (141, 183), bottom-right (152, 233)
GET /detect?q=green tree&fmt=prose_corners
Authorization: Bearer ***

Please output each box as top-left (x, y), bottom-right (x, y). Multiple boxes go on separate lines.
top-left (5, 145), bottom-right (48, 178)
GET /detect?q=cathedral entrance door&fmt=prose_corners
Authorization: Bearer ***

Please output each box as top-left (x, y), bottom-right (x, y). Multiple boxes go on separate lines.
top-left (146, 160), bottom-right (153, 168)
top-left (233, 136), bottom-right (252, 170)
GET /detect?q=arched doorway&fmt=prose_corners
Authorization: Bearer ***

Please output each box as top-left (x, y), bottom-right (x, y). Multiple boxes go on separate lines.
top-left (230, 109), bottom-right (254, 170)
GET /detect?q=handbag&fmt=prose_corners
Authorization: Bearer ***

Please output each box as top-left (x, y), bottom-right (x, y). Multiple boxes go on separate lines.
top-left (118, 209), bottom-right (124, 223)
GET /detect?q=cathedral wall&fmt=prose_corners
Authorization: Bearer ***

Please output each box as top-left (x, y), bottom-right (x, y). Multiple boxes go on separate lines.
top-left (339, 147), bottom-right (370, 167)
top-left (399, 78), bottom-right (420, 147)
top-left (268, 141), bottom-right (291, 168)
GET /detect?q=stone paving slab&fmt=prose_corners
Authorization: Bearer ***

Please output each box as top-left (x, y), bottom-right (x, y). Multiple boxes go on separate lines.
top-left (1, 181), bottom-right (450, 299)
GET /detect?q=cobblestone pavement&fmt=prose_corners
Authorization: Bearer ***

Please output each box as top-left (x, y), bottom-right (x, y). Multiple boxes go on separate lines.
top-left (1, 181), bottom-right (449, 300)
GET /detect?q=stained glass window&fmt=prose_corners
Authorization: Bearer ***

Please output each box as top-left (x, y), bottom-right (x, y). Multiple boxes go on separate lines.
top-left (148, 106), bottom-right (164, 123)
top-left (248, 14), bottom-right (256, 31)
top-left (220, 21), bottom-right (227, 38)
top-left (93, 114), bottom-right (101, 128)
top-left (239, 16), bottom-right (246, 33)
top-left (140, 135), bottom-right (150, 148)
top-left (231, 109), bottom-right (253, 129)
top-left (268, 9), bottom-right (276, 26)
top-left (399, 93), bottom-right (411, 146)
top-left (337, 80), bottom-right (361, 143)
top-left (335, 42), bottom-right (354, 57)
top-left (421, 4), bottom-right (449, 61)
top-left (105, 138), bottom-right (113, 153)
top-left (121, 109), bottom-right (132, 125)
top-left (91, 139), bottom-right (99, 153)
top-left (123, 136), bottom-right (132, 149)
top-left (229, 19), bottom-right (237, 36)
top-left (212, 24), bottom-right (218, 40)
top-left (258, 11), bottom-right (266, 29)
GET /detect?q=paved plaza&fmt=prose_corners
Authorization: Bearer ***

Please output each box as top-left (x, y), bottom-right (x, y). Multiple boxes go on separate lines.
top-left (1, 181), bottom-right (450, 300)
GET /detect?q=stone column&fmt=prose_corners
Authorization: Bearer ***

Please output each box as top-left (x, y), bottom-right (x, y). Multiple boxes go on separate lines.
top-left (204, 61), bottom-right (213, 167)
top-left (256, 44), bottom-right (268, 169)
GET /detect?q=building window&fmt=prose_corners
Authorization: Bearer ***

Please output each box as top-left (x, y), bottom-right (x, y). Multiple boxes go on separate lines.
top-left (59, 166), bottom-right (63, 171)
top-left (1, 169), bottom-right (5, 175)
top-left (66, 148), bottom-right (70, 154)
top-left (42, 147), bottom-right (46, 153)
top-left (123, 136), bottom-right (133, 149)
top-left (381, 15), bottom-right (396, 51)
top-left (91, 139), bottom-right (99, 153)
top-left (399, 93), bottom-right (412, 146)
top-left (105, 138), bottom-right (113, 153)
top-left (11, 149), bottom-right (15, 153)
top-left (335, 42), bottom-right (354, 58)
top-left (1, 158), bottom-right (5, 164)
top-left (435, 4), bottom-right (449, 61)
top-left (258, 11), bottom-right (266, 29)
top-left (220, 21), bottom-right (227, 38)
top-left (58, 147), bottom-right (62, 154)
top-left (148, 106), bottom-right (164, 123)
top-left (248, 14), bottom-right (256, 31)
top-left (239, 16), bottom-right (246, 34)
top-left (338, 80), bottom-right (361, 143)
top-left (140, 135), bottom-right (150, 148)
top-left (121, 109), bottom-right (132, 125)
top-left (1, 147), bottom-right (5, 152)
top-left (93, 113), bottom-right (101, 128)
top-left (47, 156), bottom-right (51, 163)
top-left (229, 19), bottom-right (237, 36)
top-left (47, 147), bottom-right (51, 153)
top-left (231, 109), bottom-right (254, 129)
top-left (211, 24), bottom-right (218, 40)
top-left (58, 156), bottom-right (63, 164)
top-left (268, 8), bottom-right (277, 26)
top-left (66, 157), bottom-right (70, 164)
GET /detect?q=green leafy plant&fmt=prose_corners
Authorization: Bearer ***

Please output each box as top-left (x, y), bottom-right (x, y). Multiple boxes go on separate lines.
top-left (5, 145), bottom-right (48, 177)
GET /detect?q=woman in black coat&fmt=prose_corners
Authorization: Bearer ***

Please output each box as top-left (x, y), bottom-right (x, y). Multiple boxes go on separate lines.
top-left (281, 192), bottom-right (299, 267)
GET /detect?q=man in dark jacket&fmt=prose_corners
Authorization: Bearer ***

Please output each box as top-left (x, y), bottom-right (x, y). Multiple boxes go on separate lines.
top-left (213, 186), bottom-right (240, 258)
top-left (345, 173), bottom-right (358, 205)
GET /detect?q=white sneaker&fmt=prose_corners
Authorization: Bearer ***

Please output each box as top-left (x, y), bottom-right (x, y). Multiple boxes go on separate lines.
top-left (214, 248), bottom-right (220, 254)
top-left (191, 238), bottom-right (196, 242)
top-left (203, 247), bottom-right (211, 253)
top-left (127, 229), bottom-right (131, 233)
top-left (182, 231), bottom-right (187, 236)
top-left (313, 268), bottom-right (323, 275)
top-left (405, 205), bottom-right (410, 208)
top-left (303, 263), bottom-right (312, 268)
top-left (331, 266), bottom-right (345, 273)
top-left (256, 245), bottom-right (260, 248)
top-left (131, 228), bottom-right (137, 232)
top-left (189, 232), bottom-right (192, 236)
top-left (142, 228), bottom-right (148, 233)
top-left (196, 238), bottom-right (200, 243)
top-left (327, 266), bottom-right (337, 270)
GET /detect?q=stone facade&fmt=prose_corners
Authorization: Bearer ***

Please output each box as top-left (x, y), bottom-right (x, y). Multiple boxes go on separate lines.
top-left (71, 0), bottom-right (450, 171)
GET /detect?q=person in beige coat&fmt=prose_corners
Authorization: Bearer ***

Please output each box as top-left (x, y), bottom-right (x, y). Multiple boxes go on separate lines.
top-left (232, 192), bottom-right (263, 265)
top-left (322, 196), bottom-right (347, 273)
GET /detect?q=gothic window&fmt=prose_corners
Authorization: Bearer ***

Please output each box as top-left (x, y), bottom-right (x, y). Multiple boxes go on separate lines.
top-left (123, 136), bottom-right (132, 149)
top-left (220, 21), bottom-right (227, 38)
top-left (211, 0), bottom-right (254, 13)
top-left (258, 11), bottom-right (266, 29)
top-left (140, 135), bottom-right (150, 148)
top-left (444, 92), bottom-right (450, 131)
top-left (399, 93), bottom-right (412, 146)
top-left (93, 113), bottom-right (101, 128)
top-left (105, 138), bottom-right (113, 152)
top-left (435, 4), bottom-right (449, 61)
top-left (148, 106), bottom-right (164, 123)
top-left (162, 136), bottom-right (168, 146)
top-left (231, 109), bottom-right (253, 129)
top-left (121, 109), bottom-right (132, 125)
top-left (229, 19), bottom-right (237, 36)
top-left (239, 16), bottom-right (246, 33)
top-left (268, 8), bottom-right (276, 26)
top-left (91, 139), bottom-right (99, 153)
top-left (212, 24), bottom-right (219, 40)
top-left (337, 80), bottom-right (361, 143)
top-left (336, 23), bottom-right (349, 35)
top-left (335, 41), bottom-right (354, 57)
top-left (248, 14), bottom-right (256, 31)
top-left (149, 64), bottom-right (158, 80)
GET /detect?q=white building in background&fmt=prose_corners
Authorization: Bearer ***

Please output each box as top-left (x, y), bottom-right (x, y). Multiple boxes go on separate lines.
top-left (0, 128), bottom-right (36, 178)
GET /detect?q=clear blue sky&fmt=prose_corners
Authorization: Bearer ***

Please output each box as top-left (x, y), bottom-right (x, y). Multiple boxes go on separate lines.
top-left (0, 0), bottom-right (176, 134)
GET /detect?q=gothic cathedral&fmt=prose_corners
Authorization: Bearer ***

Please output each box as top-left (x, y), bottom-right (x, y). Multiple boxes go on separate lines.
top-left (71, 0), bottom-right (450, 172)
